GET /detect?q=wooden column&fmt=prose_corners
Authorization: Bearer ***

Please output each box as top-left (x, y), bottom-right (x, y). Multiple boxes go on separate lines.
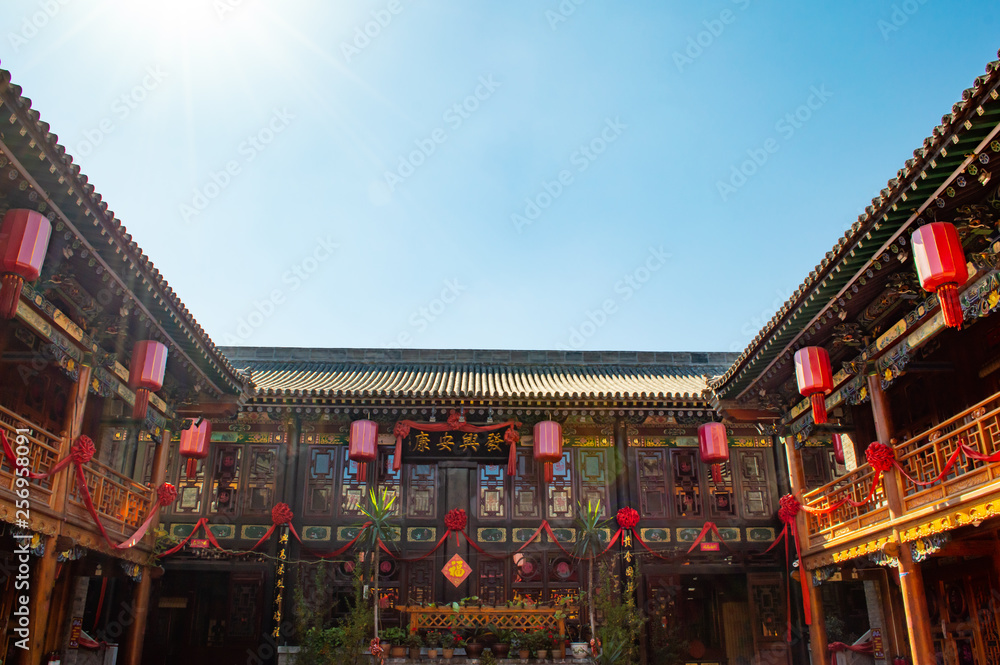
top-left (122, 427), bottom-right (171, 665)
top-left (866, 375), bottom-right (935, 665)
top-left (782, 435), bottom-right (827, 662)
top-left (21, 365), bottom-right (93, 665)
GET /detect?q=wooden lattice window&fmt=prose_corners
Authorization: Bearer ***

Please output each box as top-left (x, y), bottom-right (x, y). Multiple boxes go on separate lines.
top-left (801, 448), bottom-right (832, 488)
top-left (577, 449), bottom-right (609, 516)
top-left (478, 559), bottom-right (506, 605)
top-left (305, 446), bottom-right (338, 517)
top-left (736, 450), bottom-right (772, 519)
top-left (173, 448), bottom-right (207, 515)
top-left (512, 553), bottom-right (543, 603)
top-left (380, 448), bottom-right (401, 515)
top-left (339, 448), bottom-right (367, 517)
top-left (707, 461), bottom-right (736, 518)
top-left (210, 445), bottom-right (242, 515)
top-left (227, 573), bottom-right (263, 641)
top-left (671, 449), bottom-right (701, 518)
top-left (546, 451), bottom-right (573, 519)
top-left (243, 445), bottom-right (278, 516)
top-left (478, 464), bottom-right (506, 520)
top-left (636, 449), bottom-right (669, 518)
top-left (407, 560), bottom-right (435, 606)
top-left (513, 451), bottom-right (541, 519)
top-left (407, 463), bottom-right (438, 519)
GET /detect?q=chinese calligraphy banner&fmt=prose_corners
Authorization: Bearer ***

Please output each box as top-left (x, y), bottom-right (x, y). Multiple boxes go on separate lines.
top-left (402, 429), bottom-right (510, 463)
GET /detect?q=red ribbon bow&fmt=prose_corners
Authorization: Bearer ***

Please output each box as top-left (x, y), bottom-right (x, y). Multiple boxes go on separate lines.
top-left (616, 506), bottom-right (639, 530)
top-left (272, 502), bottom-right (294, 526)
top-left (157, 482), bottom-right (178, 506)
top-left (71, 436), bottom-right (96, 464)
top-left (866, 441), bottom-right (895, 472)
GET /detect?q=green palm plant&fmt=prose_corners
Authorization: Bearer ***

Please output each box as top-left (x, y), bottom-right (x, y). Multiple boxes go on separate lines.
top-left (573, 499), bottom-right (608, 641)
top-left (357, 487), bottom-right (398, 639)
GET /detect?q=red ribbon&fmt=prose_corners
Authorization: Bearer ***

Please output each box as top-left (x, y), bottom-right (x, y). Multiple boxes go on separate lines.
top-left (683, 522), bottom-right (733, 555)
top-left (892, 445), bottom-right (964, 487)
top-left (828, 640), bottom-right (873, 665)
top-left (158, 517), bottom-right (225, 556)
top-left (1, 430), bottom-right (89, 480)
top-left (775, 494), bottom-right (811, 642)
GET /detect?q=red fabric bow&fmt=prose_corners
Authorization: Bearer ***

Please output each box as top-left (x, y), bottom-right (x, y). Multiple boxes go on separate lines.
top-left (866, 442), bottom-right (895, 472)
top-left (157, 482), bottom-right (178, 505)
top-left (272, 502), bottom-right (294, 525)
top-left (393, 422), bottom-right (410, 440)
top-left (778, 494), bottom-right (800, 524)
top-left (444, 508), bottom-right (467, 532)
top-left (616, 507), bottom-right (639, 530)
top-left (71, 436), bottom-right (96, 464)
top-left (447, 410), bottom-right (462, 429)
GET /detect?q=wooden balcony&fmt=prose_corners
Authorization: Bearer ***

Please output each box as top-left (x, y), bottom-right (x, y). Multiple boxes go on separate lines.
top-left (0, 403), bottom-right (154, 552)
top-left (802, 389), bottom-right (1000, 557)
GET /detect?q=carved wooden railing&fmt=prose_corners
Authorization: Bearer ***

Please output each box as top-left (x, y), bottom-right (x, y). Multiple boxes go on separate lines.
top-left (0, 404), bottom-right (62, 509)
top-left (396, 606), bottom-right (568, 636)
top-left (67, 456), bottom-right (155, 535)
top-left (802, 389), bottom-right (1000, 551)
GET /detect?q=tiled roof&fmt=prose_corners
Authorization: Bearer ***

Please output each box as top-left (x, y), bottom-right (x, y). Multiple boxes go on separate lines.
top-left (222, 347), bottom-right (738, 401)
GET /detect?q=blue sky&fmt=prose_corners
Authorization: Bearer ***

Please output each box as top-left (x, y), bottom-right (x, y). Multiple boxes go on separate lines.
top-left (1, 1), bottom-right (997, 354)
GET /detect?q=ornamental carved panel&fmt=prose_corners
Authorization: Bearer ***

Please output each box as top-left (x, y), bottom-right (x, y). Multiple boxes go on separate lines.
top-left (407, 463), bottom-right (438, 519)
top-left (636, 449), bottom-right (669, 518)
top-left (671, 450), bottom-right (701, 518)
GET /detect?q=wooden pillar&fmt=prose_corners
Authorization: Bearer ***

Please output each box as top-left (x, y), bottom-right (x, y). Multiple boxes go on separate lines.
top-left (782, 436), bottom-right (827, 663)
top-left (866, 375), bottom-right (935, 665)
top-left (122, 427), bottom-right (170, 665)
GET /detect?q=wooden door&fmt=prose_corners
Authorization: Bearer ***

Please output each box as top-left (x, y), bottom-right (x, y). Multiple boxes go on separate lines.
top-left (926, 560), bottom-right (1000, 665)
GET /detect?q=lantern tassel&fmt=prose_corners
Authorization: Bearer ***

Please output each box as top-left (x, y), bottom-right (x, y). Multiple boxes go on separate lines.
top-left (711, 464), bottom-right (722, 485)
top-left (937, 283), bottom-right (964, 329)
top-left (507, 436), bottom-right (517, 477)
top-left (357, 462), bottom-right (366, 483)
top-left (393, 434), bottom-right (402, 472)
top-left (544, 462), bottom-right (553, 483)
top-left (186, 458), bottom-right (198, 478)
top-left (0, 274), bottom-right (24, 319)
top-left (132, 388), bottom-right (151, 420)
top-left (810, 393), bottom-right (828, 425)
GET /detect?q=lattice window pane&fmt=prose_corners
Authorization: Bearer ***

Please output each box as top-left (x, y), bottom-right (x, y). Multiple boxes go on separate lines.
top-left (546, 451), bottom-right (573, 519)
top-left (407, 463), bottom-right (438, 518)
top-left (478, 464), bottom-right (506, 519)
top-left (211, 445), bottom-right (242, 515)
top-left (737, 450), bottom-right (772, 519)
top-left (478, 559), bottom-right (506, 606)
top-left (708, 461), bottom-right (735, 518)
top-left (637, 449), bottom-right (669, 518)
top-left (513, 451), bottom-right (541, 519)
top-left (306, 446), bottom-right (338, 517)
top-left (671, 449), bottom-right (701, 518)
top-left (577, 449), bottom-right (609, 516)
top-left (340, 448), bottom-right (367, 517)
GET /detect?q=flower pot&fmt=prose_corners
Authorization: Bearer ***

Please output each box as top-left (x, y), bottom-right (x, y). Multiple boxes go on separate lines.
top-left (553, 645), bottom-right (565, 660)
top-left (570, 643), bottom-right (589, 660)
top-left (519, 650), bottom-right (530, 660)
top-left (492, 644), bottom-right (510, 659)
top-left (409, 647), bottom-right (422, 659)
top-left (465, 643), bottom-right (485, 658)
top-left (537, 650), bottom-right (548, 660)
top-left (442, 648), bottom-right (454, 659)
top-left (390, 646), bottom-right (407, 658)
top-left (428, 649), bottom-right (439, 659)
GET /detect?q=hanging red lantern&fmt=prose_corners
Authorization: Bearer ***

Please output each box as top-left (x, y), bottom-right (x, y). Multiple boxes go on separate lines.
top-left (129, 340), bottom-right (168, 420)
top-left (179, 418), bottom-right (211, 478)
top-left (698, 422), bottom-right (729, 484)
top-left (349, 419), bottom-right (378, 481)
top-left (912, 222), bottom-right (969, 328)
top-left (533, 421), bottom-right (562, 483)
top-left (0, 209), bottom-right (52, 319)
top-left (794, 347), bottom-right (833, 424)
top-left (832, 433), bottom-right (845, 465)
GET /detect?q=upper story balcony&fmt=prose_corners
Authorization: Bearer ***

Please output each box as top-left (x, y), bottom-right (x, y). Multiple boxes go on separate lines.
top-left (801, 388), bottom-right (1000, 559)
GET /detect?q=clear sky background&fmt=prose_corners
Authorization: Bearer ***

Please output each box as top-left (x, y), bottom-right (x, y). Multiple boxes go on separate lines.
top-left (1, 1), bottom-right (997, 354)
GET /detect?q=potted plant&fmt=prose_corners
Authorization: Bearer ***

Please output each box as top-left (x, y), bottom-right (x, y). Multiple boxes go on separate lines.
top-left (573, 500), bottom-right (607, 646)
top-left (532, 631), bottom-right (549, 660)
top-left (426, 631), bottom-right (442, 659)
top-left (441, 631), bottom-right (456, 659)
top-left (357, 489), bottom-right (398, 645)
top-left (407, 632), bottom-right (424, 660)
top-left (465, 625), bottom-right (489, 658)
top-left (550, 632), bottom-right (566, 660)
top-left (487, 625), bottom-right (513, 659)
top-left (512, 632), bottom-right (530, 660)
top-left (384, 627), bottom-right (409, 658)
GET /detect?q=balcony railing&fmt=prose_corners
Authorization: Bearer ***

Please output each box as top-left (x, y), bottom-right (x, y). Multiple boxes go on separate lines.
top-left (0, 403), bottom-right (62, 509)
top-left (67, 455), bottom-right (155, 536)
top-left (801, 389), bottom-right (1000, 551)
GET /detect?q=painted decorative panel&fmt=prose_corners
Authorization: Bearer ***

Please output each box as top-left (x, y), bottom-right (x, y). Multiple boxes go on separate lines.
top-left (636, 449), bottom-right (669, 518)
top-left (736, 450), bottom-right (773, 519)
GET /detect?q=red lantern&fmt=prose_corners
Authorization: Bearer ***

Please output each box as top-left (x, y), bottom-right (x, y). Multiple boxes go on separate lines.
top-left (698, 422), bottom-right (729, 484)
top-left (794, 347), bottom-right (833, 424)
top-left (179, 418), bottom-right (211, 478)
top-left (832, 433), bottom-right (845, 465)
top-left (0, 209), bottom-right (52, 319)
top-left (129, 340), bottom-right (168, 420)
top-left (912, 222), bottom-right (969, 328)
top-left (349, 419), bottom-right (378, 481)
top-left (533, 421), bottom-right (563, 483)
